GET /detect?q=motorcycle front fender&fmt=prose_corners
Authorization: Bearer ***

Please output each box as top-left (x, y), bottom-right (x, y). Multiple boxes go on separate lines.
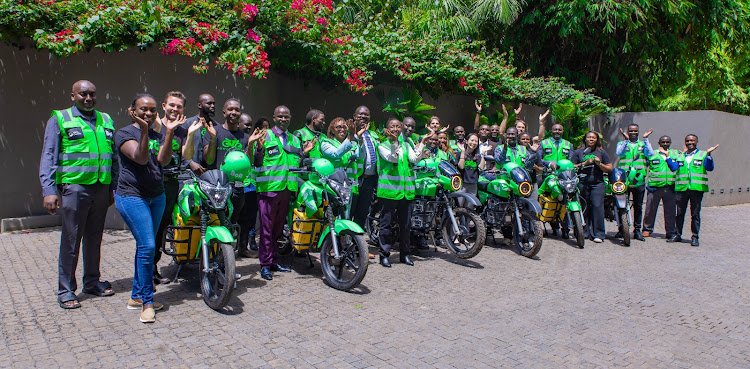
top-left (317, 219), bottom-right (365, 248)
top-left (519, 197), bottom-right (543, 215)
top-left (566, 200), bottom-right (581, 212)
top-left (196, 226), bottom-right (235, 258)
top-left (615, 193), bottom-right (628, 209)
top-left (447, 192), bottom-right (482, 207)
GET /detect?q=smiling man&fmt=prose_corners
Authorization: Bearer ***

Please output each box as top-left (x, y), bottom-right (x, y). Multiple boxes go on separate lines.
top-left (39, 80), bottom-right (118, 309)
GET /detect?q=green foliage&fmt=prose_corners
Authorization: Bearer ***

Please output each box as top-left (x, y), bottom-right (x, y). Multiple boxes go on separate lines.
top-left (378, 87), bottom-right (436, 126)
top-left (550, 98), bottom-right (606, 144)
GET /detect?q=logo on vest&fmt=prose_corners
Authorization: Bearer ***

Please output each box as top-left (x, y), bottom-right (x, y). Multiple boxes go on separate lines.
top-left (65, 127), bottom-right (84, 140)
top-left (104, 128), bottom-right (114, 140)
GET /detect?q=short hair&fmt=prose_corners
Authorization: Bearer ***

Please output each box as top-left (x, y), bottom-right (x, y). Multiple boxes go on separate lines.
top-left (130, 93), bottom-right (155, 109)
top-left (386, 118), bottom-right (401, 127)
top-left (628, 123), bottom-right (640, 129)
top-left (224, 98), bottom-right (240, 109)
top-left (686, 134), bottom-right (698, 140)
top-left (164, 91), bottom-right (186, 105)
top-left (327, 117), bottom-right (346, 139)
top-left (306, 109), bottom-right (324, 124)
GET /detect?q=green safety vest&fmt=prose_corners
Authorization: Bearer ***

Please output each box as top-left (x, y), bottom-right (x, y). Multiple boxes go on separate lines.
top-left (675, 150), bottom-right (709, 192)
top-left (294, 125), bottom-right (322, 158)
top-left (540, 138), bottom-right (572, 163)
top-left (647, 149), bottom-right (678, 187)
top-left (496, 144), bottom-right (529, 166)
top-left (618, 140), bottom-right (648, 174)
top-left (255, 130), bottom-right (301, 192)
top-left (55, 108), bottom-right (114, 185)
top-left (377, 137), bottom-right (415, 200)
top-left (322, 138), bottom-right (360, 194)
top-left (242, 144), bottom-right (257, 188)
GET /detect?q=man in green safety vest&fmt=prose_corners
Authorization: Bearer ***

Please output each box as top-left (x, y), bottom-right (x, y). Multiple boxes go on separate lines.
top-left (666, 134), bottom-right (718, 246)
top-left (493, 127), bottom-right (537, 170)
top-left (39, 80), bottom-right (118, 309)
top-left (615, 124), bottom-right (654, 241)
top-left (293, 109), bottom-right (325, 159)
top-left (376, 118), bottom-right (430, 268)
top-left (254, 106), bottom-right (316, 281)
top-left (537, 123), bottom-right (574, 238)
top-left (642, 135), bottom-right (679, 241)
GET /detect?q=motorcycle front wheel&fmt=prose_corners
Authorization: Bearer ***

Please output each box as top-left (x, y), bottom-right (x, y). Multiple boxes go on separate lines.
top-left (513, 213), bottom-right (544, 258)
top-left (441, 207), bottom-right (485, 259)
top-left (200, 241), bottom-right (236, 310)
top-left (320, 230), bottom-right (368, 291)
top-left (619, 209), bottom-right (631, 246)
top-left (570, 211), bottom-right (585, 248)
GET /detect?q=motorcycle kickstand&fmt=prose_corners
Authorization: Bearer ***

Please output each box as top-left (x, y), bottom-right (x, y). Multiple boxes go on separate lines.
top-left (429, 232), bottom-right (438, 252)
top-left (307, 252), bottom-right (315, 268)
top-left (171, 263), bottom-right (184, 284)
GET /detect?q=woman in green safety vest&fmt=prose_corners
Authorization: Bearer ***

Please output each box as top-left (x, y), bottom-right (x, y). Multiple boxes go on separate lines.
top-left (320, 117), bottom-right (367, 204)
top-left (376, 118), bottom-right (430, 268)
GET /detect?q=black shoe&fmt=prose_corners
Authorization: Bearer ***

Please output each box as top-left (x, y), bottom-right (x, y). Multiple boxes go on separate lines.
top-left (237, 247), bottom-right (254, 258)
top-left (153, 270), bottom-right (171, 285)
top-left (379, 256), bottom-right (391, 268)
top-left (614, 231), bottom-right (622, 238)
top-left (260, 267), bottom-right (273, 280)
top-left (634, 231), bottom-right (645, 241)
top-left (270, 264), bottom-right (291, 272)
top-left (561, 230), bottom-right (570, 240)
top-left (666, 235), bottom-right (681, 243)
top-left (691, 236), bottom-right (699, 247)
top-left (400, 255), bottom-right (414, 266)
top-left (416, 241), bottom-right (430, 250)
top-left (248, 236), bottom-right (258, 251)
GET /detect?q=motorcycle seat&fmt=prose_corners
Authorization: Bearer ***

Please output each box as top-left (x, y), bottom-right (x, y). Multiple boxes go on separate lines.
top-left (478, 181), bottom-right (489, 192)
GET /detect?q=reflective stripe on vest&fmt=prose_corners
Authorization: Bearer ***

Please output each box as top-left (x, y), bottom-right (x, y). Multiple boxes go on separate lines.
top-left (294, 126), bottom-right (322, 158)
top-left (376, 144), bottom-right (416, 200)
top-left (255, 130), bottom-right (301, 192)
top-left (55, 108), bottom-right (114, 185)
top-left (675, 151), bottom-right (709, 192)
top-left (618, 140), bottom-right (648, 171)
top-left (646, 150), bottom-right (678, 187)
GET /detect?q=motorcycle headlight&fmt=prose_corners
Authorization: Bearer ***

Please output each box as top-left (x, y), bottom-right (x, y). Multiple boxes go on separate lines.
top-left (328, 179), bottom-right (353, 205)
top-left (612, 181), bottom-right (626, 194)
top-left (519, 181), bottom-right (532, 196)
top-left (560, 178), bottom-right (579, 194)
top-left (450, 175), bottom-right (462, 191)
top-left (199, 180), bottom-right (232, 210)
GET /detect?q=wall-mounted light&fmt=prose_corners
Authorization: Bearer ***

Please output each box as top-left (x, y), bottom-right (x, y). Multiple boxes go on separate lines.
top-left (711, 189), bottom-right (715, 194)
top-left (721, 189), bottom-right (725, 194)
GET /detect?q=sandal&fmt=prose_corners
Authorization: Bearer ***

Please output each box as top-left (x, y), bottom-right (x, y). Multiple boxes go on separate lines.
top-left (57, 297), bottom-right (81, 309)
top-left (82, 281), bottom-right (115, 297)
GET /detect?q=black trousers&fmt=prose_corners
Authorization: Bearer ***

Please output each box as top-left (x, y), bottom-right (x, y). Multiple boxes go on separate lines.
top-left (58, 183), bottom-right (110, 301)
top-left (352, 175), bottom-right (378, 228)
top-left (580, 182), bottom-right (606, 240)
top-left (155, 178), bottom-right (180, 267)
top-left (237, 191), bottom-right (258, 250)
top-left (378, 197), bottom-right (412, 257)
top-left (643, 185), bottom-right (676, 237)
top-left (675, 190), bottom-right (704, 238)
top-left (628, 185), bottom-right (646, 231)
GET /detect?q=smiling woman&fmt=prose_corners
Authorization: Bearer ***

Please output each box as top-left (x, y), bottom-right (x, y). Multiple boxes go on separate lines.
top-left (114, 93), bottom-right (181, 324)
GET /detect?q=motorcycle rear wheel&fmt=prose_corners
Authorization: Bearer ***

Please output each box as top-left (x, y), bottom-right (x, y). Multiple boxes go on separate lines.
top-left (200, 241), bottom-right (236, 310)
top-left (513, 213), bottom-right (543, 258)
top-left (571, 211), bottom-right (585, 248)
top-left (320, 230), bottom-right (368, 291)
top-left (619, 210), bottom-right (630, 246)
top-left (441, 207), bottom-right (485, 259)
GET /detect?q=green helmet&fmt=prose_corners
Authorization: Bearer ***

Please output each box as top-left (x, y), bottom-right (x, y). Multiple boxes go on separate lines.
top-left (311, 158), bottom-right (335, 177)
top-left (557, 159), bottom-right (575, 171)
top-left (221, 151), bottom-right (252, 181)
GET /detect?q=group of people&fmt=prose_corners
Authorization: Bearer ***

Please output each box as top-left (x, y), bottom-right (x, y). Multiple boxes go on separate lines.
top-left (39, 81), bottom-right (717, 323)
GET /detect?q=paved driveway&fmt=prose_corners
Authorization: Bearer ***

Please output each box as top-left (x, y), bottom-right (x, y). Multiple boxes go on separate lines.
top-left (1, 204), bottom-right (748, 368)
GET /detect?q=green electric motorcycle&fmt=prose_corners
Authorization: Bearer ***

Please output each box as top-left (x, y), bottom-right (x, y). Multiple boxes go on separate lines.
top-left (163, 151), bottom-right (251, 310)
top-left (538, 159), bottom-right (586, 248)
top-left (366, 157), bottom-right (486, 259)
top-left (478, 158), bottom-right (544, 258)
top-left (277, 158), bottom-right (368, 291)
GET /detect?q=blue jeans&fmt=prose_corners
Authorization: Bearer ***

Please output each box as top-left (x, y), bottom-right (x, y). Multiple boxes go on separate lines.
top-left (115, 193), bottom-right (166, 305)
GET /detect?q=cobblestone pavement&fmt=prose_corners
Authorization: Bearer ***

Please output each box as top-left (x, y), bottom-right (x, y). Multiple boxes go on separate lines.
top-left (1, 204), bottom-right (749, 368)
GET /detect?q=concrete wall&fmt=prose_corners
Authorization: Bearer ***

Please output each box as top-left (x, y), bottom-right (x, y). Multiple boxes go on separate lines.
top-left (592, 110), bottom-right (748, 207)
top-left (0, 42), bottom-right (745, 229)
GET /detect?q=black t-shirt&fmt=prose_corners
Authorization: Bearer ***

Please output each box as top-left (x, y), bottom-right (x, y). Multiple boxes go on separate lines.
top-left (162, 122), bottom-right (188, 173)
top-left (183, 115), bottom-right (219, 165)
top-left (571, 148), bottom-right (611, 184)
top-left (461, 149), bottom-right (482, 184)
top-left (201, 123), bottom-right (249, 170)
top-left (115, 124), bottom-right (165, 198)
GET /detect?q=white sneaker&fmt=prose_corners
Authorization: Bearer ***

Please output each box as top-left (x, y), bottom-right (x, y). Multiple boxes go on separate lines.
top-left (128, 298), bottom-right (164, 311)
top-left (593, 238), bottom-right (603, 243)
